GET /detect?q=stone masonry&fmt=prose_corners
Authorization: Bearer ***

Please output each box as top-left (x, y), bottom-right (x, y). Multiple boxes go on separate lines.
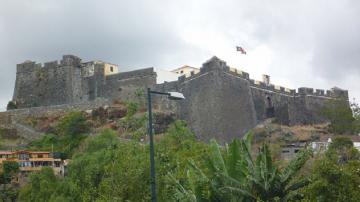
top-left (9, 55), bottom-right (349, 143)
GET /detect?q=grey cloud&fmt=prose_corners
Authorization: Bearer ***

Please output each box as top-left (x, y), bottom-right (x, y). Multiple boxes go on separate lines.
top-left (0, 0), bottom-right (206, 110)
top-left (1, 0), bottom-right (360, 110)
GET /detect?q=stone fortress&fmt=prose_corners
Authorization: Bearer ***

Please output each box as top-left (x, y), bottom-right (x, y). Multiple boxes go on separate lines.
top-left (9, 55), bottom-right (349, 143)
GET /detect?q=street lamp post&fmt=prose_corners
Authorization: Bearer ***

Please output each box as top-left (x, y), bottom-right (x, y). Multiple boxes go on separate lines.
top-left (147, 88), bottom-right (185, 202)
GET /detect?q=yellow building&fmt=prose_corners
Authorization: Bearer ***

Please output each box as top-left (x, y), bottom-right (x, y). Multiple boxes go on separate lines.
top-left (0, 150), bottom-right (64, 176)
top-left (82, 60), bottom-right (119, 77)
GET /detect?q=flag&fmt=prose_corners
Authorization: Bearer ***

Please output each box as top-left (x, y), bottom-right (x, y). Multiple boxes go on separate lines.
top-left (236, 46), bottom-right (246, 54)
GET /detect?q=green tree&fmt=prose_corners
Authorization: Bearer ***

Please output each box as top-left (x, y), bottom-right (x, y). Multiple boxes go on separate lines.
top-left (18, 167), bottom-right (60, 202)
top-left (0, 161), bottom-right (20, 201)
top-left (119, 102), bottom-right (148, 140)
top-left (56, 111), bottom-right (90, 137)
top-left (1, 161), bottom-right (19, 183)
top-left (155, 121), bottom-right (209, 201)
top-left (321, 99), bottom-right (355, 134)
top-left (303, 146), bottom-right (360, 201)
top-left (6, 101), bottom-right (17, 110)
top-left (39, 111), bottom-right (91, 157)
top-left (351, 100), bottom-right (360, 134)
top-left (52, 129), bottom-right (150, 202)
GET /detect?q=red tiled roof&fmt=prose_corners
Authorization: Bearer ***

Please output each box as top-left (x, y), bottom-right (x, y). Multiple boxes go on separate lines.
top-left (0, 151), bottom-right (13, 155)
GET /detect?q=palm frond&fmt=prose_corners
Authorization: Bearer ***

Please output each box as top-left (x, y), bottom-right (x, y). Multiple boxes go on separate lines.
top-left (285, 178), bottom-right (310, 192)
top-left (280, 149), bottom-right (311, 185)
top-left (166, 173), bottom-right (197, 202)
top-left (226, 139), bottom-right (245, 181)
top-left (209, 139), bottom-right (228, 176)
top-left (220, 186), bottom-right (256, 200)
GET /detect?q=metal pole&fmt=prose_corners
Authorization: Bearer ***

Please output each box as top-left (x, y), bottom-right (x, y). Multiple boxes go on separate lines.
top-left (147, 88), bottom-right (157, 202)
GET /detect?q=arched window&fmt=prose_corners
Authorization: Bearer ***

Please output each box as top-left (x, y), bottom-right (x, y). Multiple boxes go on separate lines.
top-left (110, 66), bottom-right (114, 72)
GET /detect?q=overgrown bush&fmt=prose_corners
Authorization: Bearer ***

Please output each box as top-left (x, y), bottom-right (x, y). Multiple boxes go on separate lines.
top-left (19, 121), bottom-right (209, 201)
top-left (29, 112), bottom-right (91, 157)
top-left (119, 102), bottom-right (148, 140)
top-left (56, 112), bottom-right (90, 137)
top-left (0, 161), bottom-right (20, 201)
top-left (6, 101), bottom-right (17, 110)
top-left (320, 99), bottom-right (356, 134)
top-left (303, 137), bottom-right (360, 201)
top-left (0, 161), bottom-right (19, 184)
top-left (18, 167), bottom-right (60, 202)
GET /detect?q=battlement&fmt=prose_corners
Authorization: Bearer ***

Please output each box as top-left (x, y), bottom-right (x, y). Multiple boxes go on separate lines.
top-left (229, 67), bottom-right (250, 80)
top-left (200, 56), bottom-right (230, 73)
top-left (16, 55), bottom-right (84, 74)
top-left (297, 87), bottom-right (348, 98)
top-left (16, 61), bottom-right (42, 73)
top-left (174, 56), bottom-right (345, 98)
top-left (44, 60), bottom-right (59, 68)
top-left (60, 55), bottom-right (82, 67)
top-left (178, 56), bottom-right (251, 83)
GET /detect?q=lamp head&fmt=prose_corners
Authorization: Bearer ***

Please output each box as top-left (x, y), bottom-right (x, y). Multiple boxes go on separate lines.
top-left (168, 92), bottom-right (185, 100)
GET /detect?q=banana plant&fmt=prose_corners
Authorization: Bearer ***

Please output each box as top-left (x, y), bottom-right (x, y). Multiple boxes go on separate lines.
top-left (168, 131), bottom-right (311, 201)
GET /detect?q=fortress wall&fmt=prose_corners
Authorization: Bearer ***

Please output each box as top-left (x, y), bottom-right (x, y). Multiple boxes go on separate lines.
top-left (106, 67), bottom-right (155, 80)
top-left (13, 56), bottom-right (87, 108)
top-left (2, 98), bottom-right (110, 123)
top-left (153, 81), bottom-right (180, 112)
top-left (169, 57), bottom-right (257, 144)
top-left (82, 76), bottom-right (94, 101)
top-left (250, 87), bottom-right (294, 124)
top-left (14, 64), bottom-right (76, 108)
top-left (71, 66), bottom-right (85, 103)
top-left (9, 55), bottom-right (351, 143)
top-left (288, 94), bottom-right (331, 125)
top-left (287, 87), bottom-right (348, 125)
top-left (14, 62), bottom-right (42, 107)
top-left (100, 68), bottom-right (157, 102)
top-left (249, 85), bottom-right (341, 125)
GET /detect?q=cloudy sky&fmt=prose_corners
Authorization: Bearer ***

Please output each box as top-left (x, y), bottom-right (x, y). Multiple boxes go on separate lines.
top-left (1, 0), bottom-right (359, 111)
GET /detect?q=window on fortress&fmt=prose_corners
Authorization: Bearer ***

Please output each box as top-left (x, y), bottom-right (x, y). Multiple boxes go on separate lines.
top-left (180, 70), bottom-right (184, 74)
top-left (110, 66), bottom-right (114, 72)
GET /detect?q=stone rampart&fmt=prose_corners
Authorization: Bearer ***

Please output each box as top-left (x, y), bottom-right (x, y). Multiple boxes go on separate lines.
top-left (2, 98), bottom-right (110, 123)
top-left (1, 99), bottom-right (110, 140)
top-left (12, 56), bottom-right (158, 109)
top-left (100, 68), bottom-right (157, 102)
top-left (7, 55), bottom-right (350, 143)
top-left (156, 56), bottom-right (257, 143)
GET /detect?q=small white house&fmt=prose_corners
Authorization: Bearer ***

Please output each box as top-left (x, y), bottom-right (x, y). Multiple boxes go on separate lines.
top-left (171, 65), bottom-right (200, 77)
top-left (310, 137), bottom-right (360, 153)
top-left (310, 138), bottom-right (332, 153)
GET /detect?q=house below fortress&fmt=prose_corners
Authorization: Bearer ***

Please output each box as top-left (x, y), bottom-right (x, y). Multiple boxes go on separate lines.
top-left (9, 55), bottom-right (349, 143)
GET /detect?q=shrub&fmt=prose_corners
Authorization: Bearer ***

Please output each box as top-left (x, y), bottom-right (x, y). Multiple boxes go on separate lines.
top-left (304, 140), bottom-right (360, 201)
top-left (320, 99), bottom-right (355, 134)
top-left (6, 101), bottom-right (17, 110)
top-left (56, 112), bottom-right (90, 137)
top-left (0, 161), bottom-right (19, 184)
top-left (18, 167), bottom-right (59, 202)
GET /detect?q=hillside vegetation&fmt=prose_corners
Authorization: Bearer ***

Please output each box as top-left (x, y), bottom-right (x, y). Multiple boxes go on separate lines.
top-left (1, 99), bottom-right (360, 201)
